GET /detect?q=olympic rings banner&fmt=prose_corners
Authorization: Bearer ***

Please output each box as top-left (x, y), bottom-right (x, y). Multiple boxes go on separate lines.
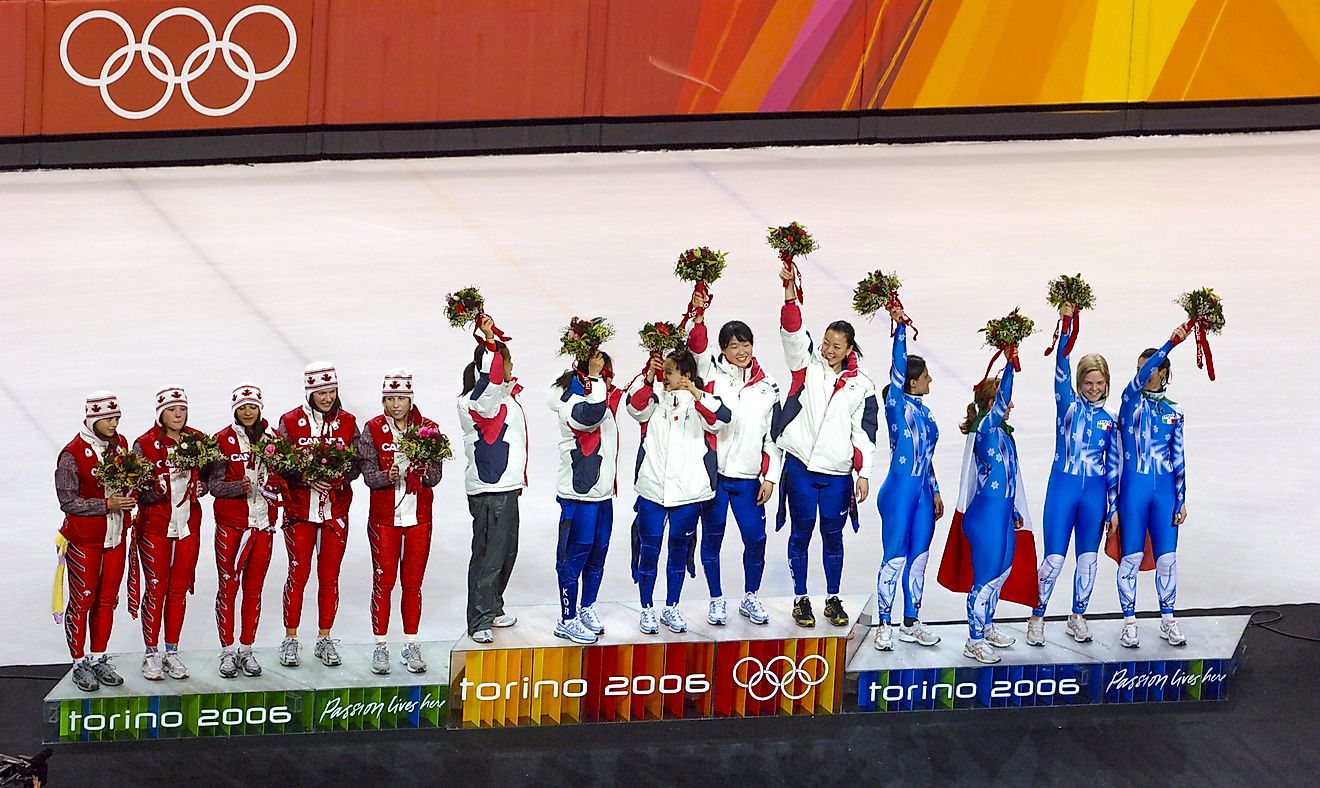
top-left (3, 0), bottom-right (1320, 140)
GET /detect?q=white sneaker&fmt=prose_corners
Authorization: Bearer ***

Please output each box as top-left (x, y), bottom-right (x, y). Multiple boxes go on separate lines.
top-left (554, 618), bottom-right (599, 645)
top-left (963, 638), bottom-right (1001, 664)
top-left (162, 650), bottom-right (188, 679)
top-left (471, 629), bottom-right (494, 644)
top-left (873, 623), bottom-right (895, 651)
top-left (313, 637), bottom-right (342, 667)
top-left (142, 650), bottom-right (165, 681)
top-left (639, 607), bottom-right (659, 635)
top-left (578, 606), bottom-right (605, 635)
top-left (400, 643), bottom-right (427, 674)
top-left (219, 650), bottom-right (239, 679)
top-left (738, 593), bottom-right (769, 625)
top-left (238, 649), bottom-right (262, 677)
top-left (661, 606), bottom-right (688, 634)
top-left (491, 614), bottom-right (518, 628)
top-left (898, 620), bottom-right (941, 647)
top-left (707, 598), bottom-right (727, 626)
top-left (1160, 619), bottom-right (1187, 646)
top-left (279, 637), bottom-right (300, 667)
top-left (1067, 615), bottom-right (1093, 643)
top-left (1120, 621), bottom-right (1140, 648)
top-left (984, 625), bottom-right (1016, 648)
top-left (1026, 616), bottom-right (1046, 646)
top-left (371, 644), bottom-right (391, 675)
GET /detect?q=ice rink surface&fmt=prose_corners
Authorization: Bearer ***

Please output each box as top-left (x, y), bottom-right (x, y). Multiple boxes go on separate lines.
top-left (2, 131), bottom-right (1316, 666)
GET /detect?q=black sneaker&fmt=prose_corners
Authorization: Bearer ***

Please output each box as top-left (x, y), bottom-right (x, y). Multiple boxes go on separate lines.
top-left (792, 597), bottom-right (816, 628)
top-left (824, 596), bottom-right (849, 627)
top-left (90, 656), bottom-right (124, 687)
top-left (72, 660), bottom-right (99, 692)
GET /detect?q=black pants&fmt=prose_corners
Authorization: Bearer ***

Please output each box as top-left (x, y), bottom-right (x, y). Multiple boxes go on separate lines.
top-left (466, 490), bottom-right (520, 633)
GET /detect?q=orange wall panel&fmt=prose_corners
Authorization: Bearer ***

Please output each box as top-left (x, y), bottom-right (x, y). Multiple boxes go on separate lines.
top-left (41, 0), bottom-right (314, 134)
top-left (321, 0), bottom-right (591, 124)
top-left (0, 0), bottom-right (30, 136)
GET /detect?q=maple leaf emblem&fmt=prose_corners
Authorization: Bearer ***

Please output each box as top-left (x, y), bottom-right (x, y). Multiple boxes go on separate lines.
top-left (242, 388), bottom-right (252, 396)
top-left (306, 376), bottom-right (315, 385)
top-left (91, 404), bottom-right (102, 412)
top-left (320, 373), bottom-right (332, 382)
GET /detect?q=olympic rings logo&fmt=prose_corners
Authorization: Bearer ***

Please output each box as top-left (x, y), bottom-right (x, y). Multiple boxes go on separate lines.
top-left (732, 654), bottom-right (829, 702)
top-left (59, 5), bottom-right (297, 120)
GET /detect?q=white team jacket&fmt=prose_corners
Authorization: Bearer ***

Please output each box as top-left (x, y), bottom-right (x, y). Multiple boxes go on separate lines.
top-left (547, 375), bottom-right (622, 502)
top-left (455, 351), bottom-right (528, 495)
top-left (688, 324), bottom-right (783, 482)
top-left (626, 378), bottom-right (731, 507)
top-left (774, 303), bottom-right (880, 479)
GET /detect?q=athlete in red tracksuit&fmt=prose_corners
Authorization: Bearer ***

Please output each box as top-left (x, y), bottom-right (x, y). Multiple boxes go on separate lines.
top-left (356, 368), bottom-right (442, 675)
top-left (56, 391), bottom-right (134, 692)
top-left (277, 361), bottom-right (360, 668)
top-left (207, 383), bottom-right (282, 679)
top-left (131, 385), bottom-right (206, 681)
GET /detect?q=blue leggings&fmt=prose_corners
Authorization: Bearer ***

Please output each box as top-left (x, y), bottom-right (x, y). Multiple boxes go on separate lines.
top-left (1034, 471), bottom-right (1106, 617)
top-left (964, 496), bottom-right (1014, 640)
top-left (555, 498), bottom-right (613, 621)
top-left (635, 498), bottom-right (699, 608)
top-left (699, 476), bottom-right (767, 598)
top-left (782, 455), bottom-right (850, 597)
top-left (875, 474), bottom-right (935, 624)
top-left (1117, 473), bottom-right (1179, 616)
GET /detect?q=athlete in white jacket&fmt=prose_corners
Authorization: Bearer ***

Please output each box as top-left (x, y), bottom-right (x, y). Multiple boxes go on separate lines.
top-left (774, 263), bottom-right (879, 629)
top-left (627, 349), bottom-right (731, 635)
top-left (547, 349), bottom-right (623, 645)
top-left (687, 291), bottom-right (781, 627)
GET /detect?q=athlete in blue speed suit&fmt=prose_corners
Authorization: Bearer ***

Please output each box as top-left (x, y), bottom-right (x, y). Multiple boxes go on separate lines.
top-left (1116, 322), bottom-right (1190, 649)
top-left (1026, 307), bottom-right (1120, 646)
top-left (961, 361), bottom-right (1026, 664)
top-left (873, 309), bottom-right (944, 651)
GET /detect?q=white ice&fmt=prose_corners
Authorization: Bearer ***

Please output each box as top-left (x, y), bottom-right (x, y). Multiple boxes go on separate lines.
top-left (1, 131), bottom-right (1316, 667)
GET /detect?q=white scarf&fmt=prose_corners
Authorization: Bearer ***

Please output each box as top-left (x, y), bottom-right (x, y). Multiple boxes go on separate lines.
top-left (79, 428), bottom-right (125, 549)
top-left (387, 415), bottom-right (420, 528)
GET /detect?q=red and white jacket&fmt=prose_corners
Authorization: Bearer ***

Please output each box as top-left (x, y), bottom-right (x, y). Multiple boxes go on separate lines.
top-left (456, 352), bottom-right (528, 496)
top-left (56, 431), bottom-right (132, 547)
top-left (207, 423), bottom-right (281, 530)
top-left (277, 404), bottom-right (361, 523)
top-left (547, 375), bottom-right (624, 503)
top-left (132, 425), bottom-right (206, 539)
top-left (626, 378), bottom-right (731, 508)
top-left (357, 409), bottom-right (443, 528)
top-left (688, 322), bottom-right (783, 483)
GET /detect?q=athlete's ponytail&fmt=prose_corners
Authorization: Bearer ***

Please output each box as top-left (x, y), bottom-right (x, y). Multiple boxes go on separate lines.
top-left (883, 354), bottom-right (928, 400)
top-left (1138, 347), bottom-right (1173, 388)
top-left (959, 377), bottom-right (998, 434)
top-left (461, 341), bottom-right (512, 396)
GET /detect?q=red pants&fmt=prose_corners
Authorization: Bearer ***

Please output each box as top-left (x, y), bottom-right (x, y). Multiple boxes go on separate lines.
top-left (282, 518), bottom-right (348, 631)
top-left (214, 523), bottom-right (274, 648)
top-left (136, 529), bottom-right (201, 649)
top-left (63, 540), bottom-right (127, 660)
top-left (368, 521), bottom-right (433, 637)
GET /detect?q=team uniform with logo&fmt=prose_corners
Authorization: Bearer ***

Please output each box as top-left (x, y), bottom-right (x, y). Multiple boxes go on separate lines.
top-left (55, 392), bottom-right (131, 685)
top-left (456, 348), bottom-right (528, 638)
top-left (207, 385), bottom-right (281, 660)
top-left (773, 301), bottom-right (878, 624)
top-left (547, 372), bottom-right (624, 642)
top-left (129, 387), bottom-right (206, 660)
top-left (875, 323), bottom-right (941, 628)
top-left (626, 374), bottom-right (731, 633)
top-left (1116, 337), bottom-right (1187, 627)
top-left (1033, 315), bottom-right (1120, 624)
top-left (686, 321), bottom-right (781, 622)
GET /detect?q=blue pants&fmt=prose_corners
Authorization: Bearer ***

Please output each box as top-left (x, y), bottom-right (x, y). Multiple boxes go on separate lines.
top-left (700, 475), bottom-right (768, 597)
top-left (875, 474), bottom-right (935, 624)
top-left (555, 498), bottom-right (613, 621)
top-left (1034, 470), bottom-right (1106, 617)
top-left (964, 496), bottom-right (1014, 640)
top-left (782, 454), bottom-right (850, 597)
top-left (634, 498), bottom-right (699, 608)
top-left (1117, 472), bottom-right (1179, 616)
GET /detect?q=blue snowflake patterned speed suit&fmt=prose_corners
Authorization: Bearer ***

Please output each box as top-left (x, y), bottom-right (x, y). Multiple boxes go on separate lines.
top-left (1033, 315), bottom-right (1120, 618)
top-left (875, 323), bottom-right (940, 625)
top-left (1116, 337), bottom-right (1186, 617)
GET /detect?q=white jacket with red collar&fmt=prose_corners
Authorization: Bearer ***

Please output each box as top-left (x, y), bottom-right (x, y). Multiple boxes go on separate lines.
top-left (774, 302), bottom-right (880, 479)
top-left (626, 378), bottom-right (731, 507)
top-left (547, 374), bottom-right (624, 503)
top-left (688, 322), bottom-right (783, 483)
top-left (456, 350), bottom-right (528, 496)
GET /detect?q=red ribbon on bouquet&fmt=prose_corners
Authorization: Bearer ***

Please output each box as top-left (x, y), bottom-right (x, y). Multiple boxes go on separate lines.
top-left (1044, 311), bottom-right (1081, 358)
top-left (404, 465), bottom-right (426, 496)
top-left (780, 251), bottom-right (804, 304)
top-left (1182, 317), bottom-right (1216, 381)
top-left (471, 311), bottom-right (511, 348)
top-left (678, 281), bottom-right (712, 330)
top-left (886, 291), bottom-right (919, 340)
top-left (974, 345), bottom-right (1020, 392)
